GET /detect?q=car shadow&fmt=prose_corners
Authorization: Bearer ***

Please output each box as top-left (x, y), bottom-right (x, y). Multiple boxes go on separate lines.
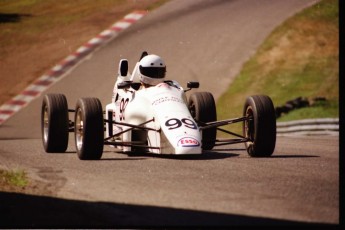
top-left (0, 13), bottom-right (31, 23)
top-left (0, 191), bottom-right (329, 228)
top-left (125, 151), bottom-right (240, 160)
top-left (44, 150), bottom-right (319, 160)
top-left (56, 150), bottom-right (238, 161)
top-left (100, 157), bottom-right (148, 161)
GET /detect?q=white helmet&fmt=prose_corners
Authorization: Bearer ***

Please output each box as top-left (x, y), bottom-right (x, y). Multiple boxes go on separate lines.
top-left (139, 54), bottom-right (166, 85)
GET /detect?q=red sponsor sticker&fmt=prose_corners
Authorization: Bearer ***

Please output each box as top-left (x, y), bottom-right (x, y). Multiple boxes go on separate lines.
top-left (178, 137), bottom-right (200, 147)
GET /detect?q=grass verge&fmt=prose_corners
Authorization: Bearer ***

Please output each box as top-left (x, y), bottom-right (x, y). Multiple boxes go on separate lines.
top-left (0, 169), bottom-right (28, 188)
top-left (0, 0), bottom-right (168, 105)
top-left (217, 0), bottom-right (338, 133)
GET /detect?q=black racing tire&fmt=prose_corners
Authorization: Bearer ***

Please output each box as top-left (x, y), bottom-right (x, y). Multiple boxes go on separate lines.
top-left (243, 95), bottom-right (276, 157)
top-left (41, 94), bottom-right (69, 153)
top-left (188, 92), bottom-right (217, 150)
top-left (74, 98), bottom-right (104, 160)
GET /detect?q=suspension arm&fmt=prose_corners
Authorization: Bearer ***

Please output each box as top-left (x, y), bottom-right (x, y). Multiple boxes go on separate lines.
top-left (199, 116), bottom-right (251, 130)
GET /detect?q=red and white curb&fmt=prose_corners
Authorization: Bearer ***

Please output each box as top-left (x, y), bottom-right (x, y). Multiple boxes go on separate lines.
top-left (0, 10), bottom-right (147, 125)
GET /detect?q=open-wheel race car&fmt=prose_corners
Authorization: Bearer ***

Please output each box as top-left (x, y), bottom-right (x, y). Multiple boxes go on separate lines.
top-left (41, 51), bottom-right (276, 160)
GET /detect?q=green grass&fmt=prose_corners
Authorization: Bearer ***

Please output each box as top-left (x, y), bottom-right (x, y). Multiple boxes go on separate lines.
top-left (0, 169), bottom-right (28, 187)
top-left (0, 0), bottom-right (124, 45)
top-left (0, 0), bottom-right (168, 51)
top-left (217, 0), bottom-right (338, 128)
top-left (278, 100), bottom-right (338, 122)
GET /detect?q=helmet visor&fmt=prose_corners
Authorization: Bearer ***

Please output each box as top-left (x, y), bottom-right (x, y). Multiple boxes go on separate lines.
top-left (139, 66), bottom-right (166, 79)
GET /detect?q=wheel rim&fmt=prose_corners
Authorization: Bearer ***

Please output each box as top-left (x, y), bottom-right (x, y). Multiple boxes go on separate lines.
top-left (245, 106), bottom-right (254, 145)
top-left (43, 105), bottom-right (49, 143)
top-left (75, 108), bottom-right (84, 150)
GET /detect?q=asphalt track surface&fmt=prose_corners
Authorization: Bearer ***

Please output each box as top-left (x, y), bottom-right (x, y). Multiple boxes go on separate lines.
top-left (0, 0), bottom-right (339, 227)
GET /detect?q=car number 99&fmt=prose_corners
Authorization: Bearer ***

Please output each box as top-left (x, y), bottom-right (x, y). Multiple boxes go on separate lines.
top-left (165, 118), bottom-right (197, 130)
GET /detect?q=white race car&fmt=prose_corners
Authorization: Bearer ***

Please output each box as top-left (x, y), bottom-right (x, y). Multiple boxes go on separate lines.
top-left (41, 51), bottom-right (276, 160)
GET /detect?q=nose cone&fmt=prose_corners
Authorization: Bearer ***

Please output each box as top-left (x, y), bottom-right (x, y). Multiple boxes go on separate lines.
top-left (175, 146), bottom-right (202, 155)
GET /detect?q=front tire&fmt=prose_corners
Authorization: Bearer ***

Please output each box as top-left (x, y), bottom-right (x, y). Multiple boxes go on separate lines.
top-left (74, 98), bottom-right (104, 160)
top-left (188, 92), bottom-right (217, 150)
top-left (243, 95), bottom-right (276, 157)
top-left (41, 94), bottom-right (69, 153)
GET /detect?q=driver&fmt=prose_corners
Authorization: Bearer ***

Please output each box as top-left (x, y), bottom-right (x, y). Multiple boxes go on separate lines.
top-left (137, 54), bottom-right (167, 88)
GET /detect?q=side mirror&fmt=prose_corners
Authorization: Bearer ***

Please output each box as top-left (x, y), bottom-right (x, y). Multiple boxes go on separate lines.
top-left (184, 81), bottom-right (200, 92)
top-left (118, 59), bottom-right (128, 76)
top-left (187, 82), bottom-right (199, 89)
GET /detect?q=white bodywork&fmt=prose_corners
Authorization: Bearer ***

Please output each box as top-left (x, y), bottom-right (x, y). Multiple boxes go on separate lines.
top-left (105, 60), bottom-right (202, 155)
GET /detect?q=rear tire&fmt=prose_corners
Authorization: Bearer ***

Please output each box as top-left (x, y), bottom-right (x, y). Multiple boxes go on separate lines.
top-left (41, 94), bottom-right (69, 153)
top-left (74, 98), bottom-right (104, 160)
top-left (243, 95), bottom-right (276, 157)
top-left (188, 92), bottom-right (217, 150)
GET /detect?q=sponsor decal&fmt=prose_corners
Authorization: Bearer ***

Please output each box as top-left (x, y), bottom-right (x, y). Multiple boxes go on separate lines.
top-left (119, 98), bottom-right (129, 121)
top-left (177, 137), bottom-right (200, 147)
top-left (152, 96), bottom-right (184, 106)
